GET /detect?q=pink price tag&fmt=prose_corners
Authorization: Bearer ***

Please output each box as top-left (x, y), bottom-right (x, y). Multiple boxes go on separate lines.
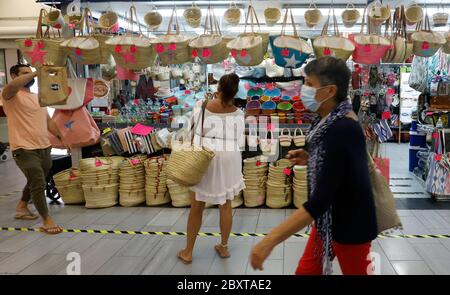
top-left (184, 90), bottom-right (191, 95)
top-left (130, 158), bottom-right (140, 165)
top-left (95, 159), bottom-right (103, 167)
top-left (69, 172), bottom-right (77, 180)
top-left (283, 168), bottom-right (292, 176)
top-left (267, 123), bottom-right (275, 132)
top-left (435, 154), bottom-right (442, 161)
top-left (256, 161), bottom-right (262, 167)
top-left (432, 132), bottom-right (439, 139)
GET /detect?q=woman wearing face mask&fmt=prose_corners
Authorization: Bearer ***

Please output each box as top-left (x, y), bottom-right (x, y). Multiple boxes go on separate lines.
top-left (250, 57), bottom-right (377, 275)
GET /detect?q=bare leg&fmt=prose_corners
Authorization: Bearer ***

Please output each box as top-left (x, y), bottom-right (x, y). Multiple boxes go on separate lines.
top-left (216, 200), bottom-right (232, 258)
top-left (178, 192), bottom-right (205, 263)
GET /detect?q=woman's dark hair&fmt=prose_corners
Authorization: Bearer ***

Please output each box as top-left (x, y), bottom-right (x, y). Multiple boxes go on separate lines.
top-left (10, 64), bottom-right (30, 77)
top-left (304, 57), bottom-right (351, 103)
top-left (218, 73), bottom-right (240, 104)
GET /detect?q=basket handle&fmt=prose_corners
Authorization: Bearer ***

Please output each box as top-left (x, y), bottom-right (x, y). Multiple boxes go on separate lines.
top-left (346, 3), bottom-right (356, 10)
top-left (128, 5), bottom-right (143, 36)
top-left (36, 8), bottom-right (50, 39)
top-left (167, 7), bottom-right (180, 35)
top-left (294, 128), bottom-right (304, 137)
top-left (280, 9), bottom-right (298, 38)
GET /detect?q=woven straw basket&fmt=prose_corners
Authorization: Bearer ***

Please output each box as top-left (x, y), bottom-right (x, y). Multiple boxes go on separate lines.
top-left (105, 6), bottom-right (156, 70)
top-left (232, 192), bottom-right (244, 208)
top-left (266, 182), bottom-right (292, 209)
top-left (405, 3), bottom-right (423, 26)
top-left (16, 9), bottom-right (67, 67)
top-left (184, 3), bottom-right (202, 28)
top-left (57, 183), bottom-right (85, 205)
top-left (433, 13), bottom-right (449, 27)
top-left (83, 183), bottom-right (119, 209)
top-left (305, 3), bottom-right (322, 28)
top-left (368, 2), bottom-right (390, 26)
top-left (151, 9), bottom-right (191, 65)
top-left (293, 165), bottom-right (307, 209)
top-left (145, 156), bottom-right (170, 206)
top-left (264, 7), bottom-right (281, 27)
top-left (53, 168), bottom-right (81, 187)
top-left (167, 179), bottom-right (191, 207)
top-left (144, 6), bottom-right (163, 30)
top-left (411, 15), bottom-right (446, 57)
top-left (313, 15), bottom-right (355, 61)
top-left (342, 4), bottom-right (360, 28)
top-left (119, 189), bottom-right (145, 207)
top-left (243, 157), bottom-right (268, 207)
top-left (224, 3), bottom-right (241, 26)
top-left (98, 11), bottom-right (119, 33)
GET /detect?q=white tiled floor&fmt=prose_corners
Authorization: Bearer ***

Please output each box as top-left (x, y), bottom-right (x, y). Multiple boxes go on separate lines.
top-left (0, 143), bottom-right (450, 275)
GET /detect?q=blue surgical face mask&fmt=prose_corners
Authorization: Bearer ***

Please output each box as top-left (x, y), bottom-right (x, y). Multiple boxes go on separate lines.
top-left (301, 85), bottom-right (332, 112)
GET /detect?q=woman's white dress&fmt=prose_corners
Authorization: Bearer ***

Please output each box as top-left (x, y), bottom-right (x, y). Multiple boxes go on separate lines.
top-left (188, 100), bottom-right (246, 205)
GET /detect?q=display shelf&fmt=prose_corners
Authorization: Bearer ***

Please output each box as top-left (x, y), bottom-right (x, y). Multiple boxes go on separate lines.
top-left (240, 76), bottom-right (304, 83)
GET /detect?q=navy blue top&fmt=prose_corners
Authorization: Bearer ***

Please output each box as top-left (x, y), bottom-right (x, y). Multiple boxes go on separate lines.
top-left (303, 117), bottom-right (378, 244)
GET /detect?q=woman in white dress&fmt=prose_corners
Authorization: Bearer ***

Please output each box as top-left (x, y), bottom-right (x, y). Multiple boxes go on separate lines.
top-left (177, 73), bottom-right (245, 264)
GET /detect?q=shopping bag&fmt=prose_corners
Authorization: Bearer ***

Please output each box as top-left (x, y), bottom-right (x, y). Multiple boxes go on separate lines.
top-left (48, 107), bottom-right (100, 148)
top-left (37, 65), bottom-right (69, 107)
top-left (373, 157), bottom-right (390, 185)
top-left (52, 78), bottom-right (93, 110)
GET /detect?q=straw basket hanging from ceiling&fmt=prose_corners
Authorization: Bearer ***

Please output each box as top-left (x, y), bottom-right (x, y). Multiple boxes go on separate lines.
top-left (304, 2), bottom-right (322, 28)
top-left (342, 3), bottom-right (360, 28)
top-left (184, 2), bottom-right (202, 28)
top-left (405, 2), bottom-right (424, 26)
top-left (224, 2), bottom-right (241, 26)
top-left (144, 5), bottom-right (163, 30)
top-left (433, 3), bottom-right (449, 27)
top-left (411, 14), bottom-right (446, 57)
top-left (264, 7), bottom-right (281, 27)
top-left (368, 0), bottom-right (390, 26)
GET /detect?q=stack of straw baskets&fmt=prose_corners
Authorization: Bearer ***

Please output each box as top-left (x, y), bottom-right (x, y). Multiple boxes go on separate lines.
top-left (144, 156), bottom-right (171, 206)
top-left (53, 168), bottom-right (84, 204)
top-left (293, 165), bottom-right (308, 209)
top-left (167, 179), bottom-right (190, 207)
top-left (119, 157), bottom-right (145, 207)
top-left (266, 159), bottom-right (292, 208)
top-left (243, 157), bottom-right (268, 207)
top-left (80, 157), bottom-right (120, 209)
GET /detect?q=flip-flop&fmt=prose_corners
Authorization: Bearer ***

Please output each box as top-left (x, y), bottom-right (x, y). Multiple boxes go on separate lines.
top-left (39, 226), bottom-right (64, 235)
top-left (14, 212), bottom-right (38, 220)
top-left (177, 251), bottom-right (192, 265)
top-left (214, 244), bottom-right (231, 259)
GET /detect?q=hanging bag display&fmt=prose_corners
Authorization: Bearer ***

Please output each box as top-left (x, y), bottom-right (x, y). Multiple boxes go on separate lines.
top-left (350, 7), bottom-right (391, 65)
top-left (342, 3), bottom-right (360, 28)
top-left (46, 6), bottom-right (65, 29)
top-left (313, 8), bottom-right (355, 61)
top-left (443, 32), bottom-right (450, 54)
top-left (224, 2), bottom-right (241, 26)
top-left (37, 65), bottom-right (69, 107)
top-left (272, 9), bottom-right (312, 69)
top-left (64, 1), bottom-right (83, 30)
top-left (227, 5), bottom-right (266, 67)
top-left (144, 5), bottom-right (163, 30)
top-left (189, 6), bottom-right (229, 64)
top-left (48, 107), bottom-right (100, 148)
top-left (60, 8), bottom-right (111, 65)
top-left (304, 1), bottom-right (322, 28)
top-left (167, 100), bottom-right (215, 187)
top-left (105, 5), bottom-right (156, 70)
top-left (411, 14), bottom-right (446, 58)
top-left (293, 128), bottom-right (306, 147)
top-left (17, 9), bottom-right (67, 67)
top-left (151, 8), bottom-right (191, 65)
top-left (183, 2), bottom-right (202, 28)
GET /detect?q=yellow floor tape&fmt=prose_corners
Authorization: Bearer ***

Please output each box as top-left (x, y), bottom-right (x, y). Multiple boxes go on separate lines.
top-left (1, 227), bottom-right (449, 239)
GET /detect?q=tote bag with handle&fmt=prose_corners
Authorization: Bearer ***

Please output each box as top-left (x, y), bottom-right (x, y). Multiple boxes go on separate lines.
top-left (16, 8), bottom-right (67, 67)
top-left (49, 107), bottom-right (100, 149)
top-left (313, 8), bottom-right (355, 61)
top-left (272, 8), bottom-right (312, 69)
top-left (151, 8), bottom-right (191, 65)
top-left (411, 14), bottom-right (446, 58)
top-left (105, 5), bottom-right (156, 70)
top-left (350, 7), bottom-right (391, 65)
top-left (37, 65), bottom-right (69, 107)
top-left (227, 5), bottom-right (265, 67)
top-left (53, 61), bottom-right (94, 110)
top-left (189, 6), bottom-right (229, 64)
top-left (238, 5), bottom-right (270, 53)
top-left (167, 99), bottom-right (215, 187)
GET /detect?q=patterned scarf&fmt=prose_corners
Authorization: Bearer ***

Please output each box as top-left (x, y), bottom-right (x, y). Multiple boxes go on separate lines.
top-left (306, 100), bottom-right (353, 275)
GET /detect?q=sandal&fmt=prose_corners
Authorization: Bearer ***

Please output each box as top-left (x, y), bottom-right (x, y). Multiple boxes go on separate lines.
top-left (39, 226), bottom-right (64, 235)
top-left (14, 212), bottom-right (38, 220)
top-left (177, 250), bottom-right (192, 265)
top-left (215, 244), bottom-right (231, 259)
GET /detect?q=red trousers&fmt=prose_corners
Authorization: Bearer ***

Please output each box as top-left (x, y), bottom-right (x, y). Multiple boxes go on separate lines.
top-left (295, 225), bottom-right (372, 275)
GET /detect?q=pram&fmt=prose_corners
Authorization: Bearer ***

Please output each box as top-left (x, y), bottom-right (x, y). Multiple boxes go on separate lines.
top-left (45, 154), bottom-right (72, 204)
